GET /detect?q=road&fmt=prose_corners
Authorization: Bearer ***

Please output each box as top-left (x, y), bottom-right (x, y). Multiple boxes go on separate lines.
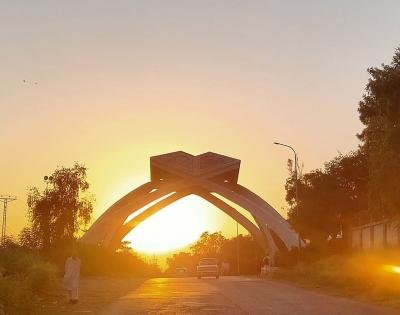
top-left (100, 276), bottom-right (396, 315)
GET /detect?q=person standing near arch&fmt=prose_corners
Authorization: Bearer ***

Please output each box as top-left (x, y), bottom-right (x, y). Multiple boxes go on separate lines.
top-left (260, 255), bottom-right (270, 277)
top-left (63, 249), bottom-right (81, 304)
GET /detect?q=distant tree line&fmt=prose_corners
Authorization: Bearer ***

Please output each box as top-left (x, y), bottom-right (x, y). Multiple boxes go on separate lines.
top-left (166, 231), bottom-right (265, 275)
top-left (286, 47), bottom-right (400, 248)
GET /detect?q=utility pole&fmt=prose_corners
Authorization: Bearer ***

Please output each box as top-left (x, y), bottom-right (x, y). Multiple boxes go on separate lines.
top-left (1, 195), bottom-right (17, 244)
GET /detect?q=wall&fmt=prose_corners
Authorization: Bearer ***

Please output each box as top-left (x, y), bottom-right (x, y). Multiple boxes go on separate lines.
top-left (351, 219), bottom-right (399, 250)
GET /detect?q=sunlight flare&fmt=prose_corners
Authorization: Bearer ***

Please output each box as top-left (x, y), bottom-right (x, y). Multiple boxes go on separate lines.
top-left (383, 264), bottom-right (400, 275)
top-left (123, 196), bottom-right (214, 253)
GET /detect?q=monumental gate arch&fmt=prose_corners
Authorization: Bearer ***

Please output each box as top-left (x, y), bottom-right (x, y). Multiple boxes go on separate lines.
top-left (82, 152), bottom-right (302, 258)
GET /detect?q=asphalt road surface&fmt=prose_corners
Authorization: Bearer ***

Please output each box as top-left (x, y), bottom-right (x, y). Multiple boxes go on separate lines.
top-left (100, 276), bottom-right (397, 315)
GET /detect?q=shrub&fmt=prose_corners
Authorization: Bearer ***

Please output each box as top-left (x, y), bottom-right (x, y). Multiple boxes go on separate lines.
top-left (0, 276), bottom-right (37, 315)
top-left (76, 243), bottom-right (161, 277)
top-left (274, 250), bottom-right (400, 301)
top-left (0, 249), bottom-right (58, 315)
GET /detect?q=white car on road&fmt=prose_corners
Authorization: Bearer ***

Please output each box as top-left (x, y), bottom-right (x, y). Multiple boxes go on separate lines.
top-left (197, 258), bottom-right (219, 279)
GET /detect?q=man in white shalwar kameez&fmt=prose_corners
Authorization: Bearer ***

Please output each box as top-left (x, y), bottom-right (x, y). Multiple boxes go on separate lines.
top-left (63, 252), bottom-right (81, 304)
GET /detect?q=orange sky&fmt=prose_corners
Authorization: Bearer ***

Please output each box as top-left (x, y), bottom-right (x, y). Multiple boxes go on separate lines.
top-left (1, 1), bottom-right (400, 254)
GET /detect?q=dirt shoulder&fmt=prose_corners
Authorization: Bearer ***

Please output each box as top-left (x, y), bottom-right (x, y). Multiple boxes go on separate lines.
top-left (268, 273), bottom-right (400, 310)
top-left (40, 277), bottom-right (145, 315)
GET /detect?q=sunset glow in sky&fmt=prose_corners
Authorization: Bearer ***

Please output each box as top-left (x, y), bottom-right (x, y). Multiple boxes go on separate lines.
top-left (1, 1), bottom-right (400, 253)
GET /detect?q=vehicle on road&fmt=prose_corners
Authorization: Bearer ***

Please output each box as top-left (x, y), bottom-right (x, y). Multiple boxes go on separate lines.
top-left (174, 267), bottom-right (188, 277)
top-left (197, 258), bottom-right (219, 279)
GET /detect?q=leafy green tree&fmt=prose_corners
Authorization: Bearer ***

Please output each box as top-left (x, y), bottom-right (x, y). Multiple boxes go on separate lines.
top-left (220, 234), bottom-right (264, 274)
top-left (18, 227), bottom-right (41, 249)
top-left (27, 163), bottom-right (94, 249)
top-left (324, 149), bottom-right (369, 225)
top-left (358, 47), bottom-right (400, 217)
top-left (286, 150), bottom-right (368, 245)
top-left (190, 231), bottom-right (226, 257)
top-left (77, 244), bottom-right (161, 277)
top-left (166, 232), bottom-right (264, 275)
top-left (166, 251), bottom-right (197, 274)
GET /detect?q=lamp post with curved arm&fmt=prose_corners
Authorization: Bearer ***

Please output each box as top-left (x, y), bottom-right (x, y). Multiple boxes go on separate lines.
top-left (273, 142), bottom-right (302, 250)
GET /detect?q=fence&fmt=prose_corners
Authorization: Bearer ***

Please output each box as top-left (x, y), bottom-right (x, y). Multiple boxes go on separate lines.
top-left (351, 219), bottom-right (400, 249)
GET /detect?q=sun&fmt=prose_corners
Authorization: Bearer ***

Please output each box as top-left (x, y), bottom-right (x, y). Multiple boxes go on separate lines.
top-left (123, 195), bottom-right (216, 253)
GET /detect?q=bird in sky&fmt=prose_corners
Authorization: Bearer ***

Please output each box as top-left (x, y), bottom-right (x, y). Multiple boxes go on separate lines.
top-left (22, 79), bottom-right (38, 85)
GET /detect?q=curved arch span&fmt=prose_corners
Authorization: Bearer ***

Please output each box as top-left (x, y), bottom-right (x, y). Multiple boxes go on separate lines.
top-left (196, 179), bottom-right (300, 248)
top-left (108, 188), bottom-right (268, 251)
top-left (82, 179), bottom-right (195, 246)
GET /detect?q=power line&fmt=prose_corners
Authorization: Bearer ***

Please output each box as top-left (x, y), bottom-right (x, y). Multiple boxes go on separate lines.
top-left (0, 195), bottom-right (17, 244)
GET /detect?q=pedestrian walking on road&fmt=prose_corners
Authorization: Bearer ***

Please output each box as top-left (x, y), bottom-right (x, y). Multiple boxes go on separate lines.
top-left (260, 255), bottom-right (270, 277)
top-left (63, 249), bottom-right (81, 304)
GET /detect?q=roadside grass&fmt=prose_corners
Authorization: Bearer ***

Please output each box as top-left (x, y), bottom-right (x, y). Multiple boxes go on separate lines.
top-left (40, 277), bottom-right (145, 315)
top-left (273, 251), bottom-right (400, 308)
top-left (0, 242), bottom-right (160, 314)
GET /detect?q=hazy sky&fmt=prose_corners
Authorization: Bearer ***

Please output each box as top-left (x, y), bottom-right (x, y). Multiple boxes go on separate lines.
top-left (1, 1), bottom-right (400, 252)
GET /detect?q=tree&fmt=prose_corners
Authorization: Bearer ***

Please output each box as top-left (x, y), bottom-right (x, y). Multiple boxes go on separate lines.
top-left (190, 231), bottom-right (226, 257)
top-left (165, 231), bottom-right (264, 275)
top-left (324, 149), bottom-right (369, 225)
top-left (358, 47), bottom-right (400, 217)
top-left (220, 234), bottom-right (264, 274)
top-left (165, 232), bottom-right (227, 275)
top-left (27, 163), bottom-right (94, 249)
top-left (286, 150), bottom-right (368, 246)
top-left (18, 227), bottom-right (41, 249)
top-left (165, 251), bottom-right (197, 275)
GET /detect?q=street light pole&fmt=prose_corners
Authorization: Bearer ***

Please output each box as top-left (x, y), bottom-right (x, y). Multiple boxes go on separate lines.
top-left (44, 175), bottom-right (53, 191)
top-left (273, 142), bottom-right (302, 250)
top-left (236, 221), bottom-right (240, 275)
top-left (43, 175), bottom-right (53, 248)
